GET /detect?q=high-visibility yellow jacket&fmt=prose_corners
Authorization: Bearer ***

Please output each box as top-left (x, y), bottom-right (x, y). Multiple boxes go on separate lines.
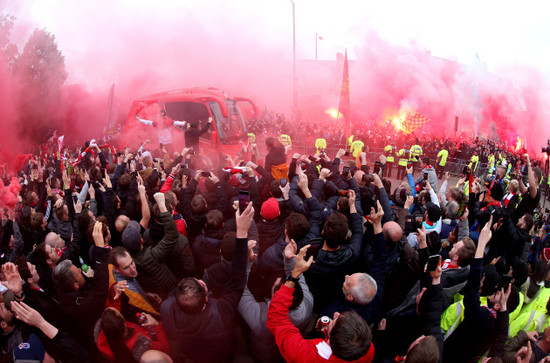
top-left (315, 138), bottom-right (327, 154)
top-left (397, 149), bottom-right (409, 166)
top-left (384, 145), bottom-right (395, 163)
top-left (409, 144), bottom-right (423, 161)
top-left (279, 134), bottom-right (292, 147)
top-left (437, 149), bottom-right (449, 166)
top-left (469, 154), bottom-right (479, 172)
top-left (351, 140), bottom-right (364, 158)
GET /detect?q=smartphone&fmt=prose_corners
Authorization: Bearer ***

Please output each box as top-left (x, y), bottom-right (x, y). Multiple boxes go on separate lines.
top-left (280, 178), bottom-right (287, 187)
top-left (159, 143), bottom-right (164, 149)
top-left (498, 274), bottom-right (513, 291)
top-left (201, 171), bottom-right (211, 177)
top-left (238, 190), bottom-right (250, 213)
top-left (300, 161), bottom-right (308, 170)
top-left (344, 151), bottom-right (350, 156)
top-left (407, 161), bottom-right (413, 169)
top-left (374, 161), bottom-right (381, 175)
top-left (337, 190), bottom-right (348, 197)
top-left (457, 202), bottom-right (468, 218)
top-left (423, 173), bottom-right (429, 180)
top-left (427, 254), bottom-right (441, 272)
top-left (308, 156), bottom-right (317, 162)
top-left (404, 215), bottom-right (424, 234)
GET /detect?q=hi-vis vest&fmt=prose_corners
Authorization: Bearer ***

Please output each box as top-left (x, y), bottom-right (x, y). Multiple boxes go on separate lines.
top-left (442, 292), bottom-right (524, 340)
top-left (279, 134), bottom-right (291, 147)
top-left (397, 149), bottom-right (408, 166)
top-left (350, 140), bottom-right (364, 158)
top-left (347, 135), bottom-right (354, 149)
top-left (384, 145), bottom-right (395, 163)
top-left (488, 154), bottom-right (495, 173)
top-left (247, 133), bottom-right (256, 143)
top-left (315, 138), bottom-right (327, 154)
top-left (409, 145), bottom-right (422, 161)
top-left (469, 154), bottom-right (479, 172)
top-left (441, 296), bottom-right (488, 340)
top-left (437, 149), bottom-right (449, 166)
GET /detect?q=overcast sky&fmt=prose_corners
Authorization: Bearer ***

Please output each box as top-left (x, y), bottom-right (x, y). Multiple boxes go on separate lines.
top-left (4, 0), bottom-right (550, 83)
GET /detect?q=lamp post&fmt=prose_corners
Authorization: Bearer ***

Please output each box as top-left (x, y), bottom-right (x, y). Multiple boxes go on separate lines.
top-left (290, 0), bottom-right (296, 110)
top-left (315, 33), bottom-right (323, 61)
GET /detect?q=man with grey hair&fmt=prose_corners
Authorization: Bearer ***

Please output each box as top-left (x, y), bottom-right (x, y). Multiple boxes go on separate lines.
top-left (320, 204), bottom-right (388, 324)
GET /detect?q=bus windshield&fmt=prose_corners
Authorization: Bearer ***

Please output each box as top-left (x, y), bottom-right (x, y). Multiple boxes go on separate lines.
top-left (208, 100), bottom-right (247, 144)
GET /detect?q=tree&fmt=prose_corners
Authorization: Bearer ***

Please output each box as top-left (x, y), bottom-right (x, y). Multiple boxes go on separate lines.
top-left (0, 14), bottom-right (18, 68)
top-left (12, 28), bottom-right (67, 142)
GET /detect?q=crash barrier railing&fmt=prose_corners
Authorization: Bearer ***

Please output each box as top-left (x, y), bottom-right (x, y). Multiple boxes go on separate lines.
top-left (287, 144), bottom-right (489, 178)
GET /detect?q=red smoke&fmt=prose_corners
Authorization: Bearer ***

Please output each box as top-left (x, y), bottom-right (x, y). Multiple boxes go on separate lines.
top-left (0, 6), bottom-right (548, 165)
top-left (0, 177), bottom-right (21, 212)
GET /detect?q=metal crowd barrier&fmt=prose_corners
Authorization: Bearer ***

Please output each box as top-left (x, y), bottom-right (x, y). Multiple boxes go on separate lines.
top-left (287, 144), bottom-right (489, 177)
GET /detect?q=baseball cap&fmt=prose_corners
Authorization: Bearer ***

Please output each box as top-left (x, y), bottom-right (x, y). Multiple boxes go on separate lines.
top-left (13, 334), bottom-right (44, 363)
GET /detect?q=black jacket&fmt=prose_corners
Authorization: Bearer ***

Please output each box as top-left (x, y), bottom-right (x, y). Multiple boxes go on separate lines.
top-left (56, 247), bottom-right (110, 353)
top-left (443, 258), bottom-right (509, 362)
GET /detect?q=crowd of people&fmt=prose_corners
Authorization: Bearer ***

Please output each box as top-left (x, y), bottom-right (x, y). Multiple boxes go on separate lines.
top-left (0, 124), bottom-right (550, 363)
top-left (247, 112), bottom-right (545, 177)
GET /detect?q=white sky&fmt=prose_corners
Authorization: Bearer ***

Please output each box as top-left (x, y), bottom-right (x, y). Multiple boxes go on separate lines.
top-left (4, 0), bottom-right (550, 80)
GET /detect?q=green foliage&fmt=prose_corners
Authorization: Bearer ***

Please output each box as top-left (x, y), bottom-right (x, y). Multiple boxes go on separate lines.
top-left (13, 28), bottom-right (67, 141)
top-left (0, 14), bottom-right (18, 67)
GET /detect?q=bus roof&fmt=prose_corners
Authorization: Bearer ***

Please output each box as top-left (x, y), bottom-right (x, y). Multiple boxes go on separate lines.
top-left (133, 87), bottom-right (234, 103)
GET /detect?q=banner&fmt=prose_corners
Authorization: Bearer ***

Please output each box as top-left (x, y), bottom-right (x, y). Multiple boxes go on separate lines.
top-left (337, 49), bottom-right (351, 137)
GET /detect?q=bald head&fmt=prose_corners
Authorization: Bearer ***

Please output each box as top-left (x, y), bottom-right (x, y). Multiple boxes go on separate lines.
top-left (140, 350), bottom-right (173, 363)
top-left (382, 221), bottom-right (402, 243)
top-left (354, 170), bottom-right (365, 187)
top-left (115, 215), bottom-right (131, 233)
top-left (45, 232), bottom-right (65, 248)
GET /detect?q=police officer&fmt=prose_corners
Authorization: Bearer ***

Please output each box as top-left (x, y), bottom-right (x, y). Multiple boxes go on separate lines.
top-left (436, 146), bottom-right (449, 179)
top-left (397, 145), bottom-right (409, 180)
top-left (351, 139), bottom-right (365, 159)
top-left (487, 152), bottom-right (496, 175)
top-left (279, 133), bottom-right (292, 149)
top-left (469, 150), bottom-right (479, 176)
top-left (409, 141), bottom-right (423, 171)
top-left (315, 138), bottom-right (327, 155)
top-left (384, 143), bottom-right (395, 178)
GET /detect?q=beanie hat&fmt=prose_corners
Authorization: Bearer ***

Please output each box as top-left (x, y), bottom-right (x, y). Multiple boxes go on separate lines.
top-left (490, 182), bottom-right (504, 202)
top-left (261, 198), bottom-right (280, 221)
top-left (122, 221), bottom-right (142, 252)
top-left (481, 265), bottom-right (500, 296)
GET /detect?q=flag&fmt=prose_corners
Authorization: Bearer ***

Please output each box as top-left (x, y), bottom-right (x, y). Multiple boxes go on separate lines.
top-left (337, 49), bottom-right (351, 137)
top-left (454, 115), bottom-right (459, 133)
top-left (57, 135), bottom-right (64, 153)
top-left (402, 112), bottom-right (430, 134)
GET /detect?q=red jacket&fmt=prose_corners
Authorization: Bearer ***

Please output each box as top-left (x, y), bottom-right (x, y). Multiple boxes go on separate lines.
top-left (267, 284), bottom-right (375, 363)
top-left (161, 174), bottom-right (187, 236)
top-left (96, 321), bottom-right (170, 362)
